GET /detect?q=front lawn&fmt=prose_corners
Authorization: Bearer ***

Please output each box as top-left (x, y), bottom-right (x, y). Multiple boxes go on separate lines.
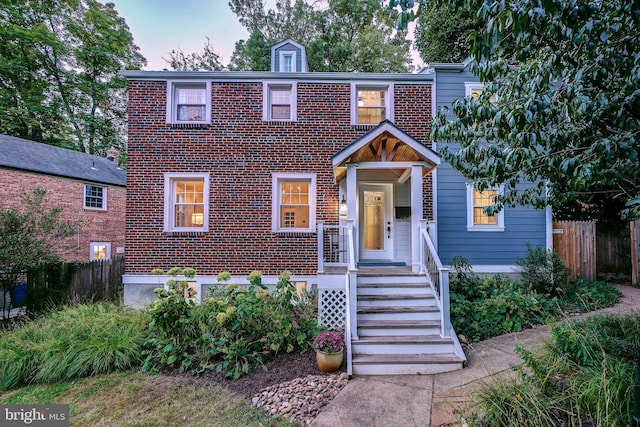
top-left (0, 371), bottom-right (291, 427)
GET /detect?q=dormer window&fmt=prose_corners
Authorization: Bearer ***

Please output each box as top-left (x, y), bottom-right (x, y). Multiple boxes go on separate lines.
top-left (279, 51), bottom-right (297, 72)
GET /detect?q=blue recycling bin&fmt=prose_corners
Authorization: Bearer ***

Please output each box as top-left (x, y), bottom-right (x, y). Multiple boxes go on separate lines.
top-left (11, 281), bottom-right (27, 307)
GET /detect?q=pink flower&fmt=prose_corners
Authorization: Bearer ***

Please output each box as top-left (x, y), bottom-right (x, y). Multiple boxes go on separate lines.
top-left (314, 331), bottom-right (344, 353)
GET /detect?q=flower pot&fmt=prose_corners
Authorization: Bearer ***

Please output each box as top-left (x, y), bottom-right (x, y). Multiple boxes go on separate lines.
top-left (316, 350), bottom-right (343, 372)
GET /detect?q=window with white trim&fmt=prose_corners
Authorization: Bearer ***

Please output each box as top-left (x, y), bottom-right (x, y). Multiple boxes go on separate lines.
top-left (279, 51), bottom-right (297, 72)
top-left (84, 185), bottom-right (106, 210)
top-left (263, 82), bottom-right (297, 121)
top-left (466, 185), bottom-right (505, 231)
top-left (351, 84), bottom-right (393, 125)
top-left (164, 173), bottom-right (210, 232)
top-left (465, 82), bottom-right (498, 102)
top-left (166, 81), bottom-right (211, 124)
top-left (272, 173), bottom-right (316, 232)
top-left (90, 242), bottom-right (111, 260)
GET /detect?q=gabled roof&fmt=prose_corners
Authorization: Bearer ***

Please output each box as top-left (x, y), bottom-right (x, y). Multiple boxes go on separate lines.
top-left (0, 134), bottom-right (126, 187)
top-left (332, 120), bottom-right (440, 181)
top-left (271, 39), bottom-right (308, 72)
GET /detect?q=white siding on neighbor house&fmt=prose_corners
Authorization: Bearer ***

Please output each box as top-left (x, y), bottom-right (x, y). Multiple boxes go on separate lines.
top-left (434, 67), bottom-right (547, 267)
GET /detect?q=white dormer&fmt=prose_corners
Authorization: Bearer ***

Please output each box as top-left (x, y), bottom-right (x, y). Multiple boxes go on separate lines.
top-left (270, 39), bottom-right (308, 73)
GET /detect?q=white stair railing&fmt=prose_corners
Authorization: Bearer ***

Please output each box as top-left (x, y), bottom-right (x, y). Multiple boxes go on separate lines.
top-left (419, 220), bottom-right (451, 338)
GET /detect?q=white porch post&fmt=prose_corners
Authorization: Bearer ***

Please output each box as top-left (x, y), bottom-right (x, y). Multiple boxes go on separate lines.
top-left (411, 165), bottom-right (423, 273)
top-left (346, 165), bottom-right (357, 260)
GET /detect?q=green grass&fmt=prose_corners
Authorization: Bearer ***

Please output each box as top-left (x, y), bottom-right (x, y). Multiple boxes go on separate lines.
top-left (0, 303), bottom-right (148, 390)
top-left (0, 371), bottom-right (292, 427)
top-left (466, 313), bottom-right (640, 426)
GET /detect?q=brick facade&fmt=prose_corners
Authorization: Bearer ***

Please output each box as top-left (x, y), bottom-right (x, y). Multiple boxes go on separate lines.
top-left (0, 167), bottom-right (126, 260)
top-left (126, 78), bottom-right (433, 277)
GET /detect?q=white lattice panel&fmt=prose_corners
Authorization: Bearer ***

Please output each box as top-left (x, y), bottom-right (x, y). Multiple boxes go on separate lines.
top-left (318, 289), bottom-right (346, 330)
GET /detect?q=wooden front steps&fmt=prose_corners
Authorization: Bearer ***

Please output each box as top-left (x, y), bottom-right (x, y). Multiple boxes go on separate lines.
top-left (351, 272), bottom-right (464, 375)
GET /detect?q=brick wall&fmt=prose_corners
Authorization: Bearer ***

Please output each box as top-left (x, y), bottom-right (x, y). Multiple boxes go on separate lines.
top-left (126, 79), bottom-right (433, 276)
top-left (0, 168), bottom-right (126, 260)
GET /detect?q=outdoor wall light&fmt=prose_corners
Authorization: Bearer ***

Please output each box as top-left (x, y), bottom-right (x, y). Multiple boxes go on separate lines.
top-left (339, 197), bottom-right (347, 218)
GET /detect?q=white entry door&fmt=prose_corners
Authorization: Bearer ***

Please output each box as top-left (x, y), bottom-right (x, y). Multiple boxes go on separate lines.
top-left (359, 183), bottom-right (394, 260)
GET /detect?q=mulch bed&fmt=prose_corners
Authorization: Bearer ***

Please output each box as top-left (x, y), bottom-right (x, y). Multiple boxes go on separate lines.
top-left (148, 350), bottom-right (345, 399)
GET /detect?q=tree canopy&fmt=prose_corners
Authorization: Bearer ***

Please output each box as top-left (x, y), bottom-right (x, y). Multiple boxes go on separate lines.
top-left (168, 0), bottom-right (412, 73)
top-left (0, 0), bottom-right (145, 156)
top-left (392, 0), bottom-right (640, 221)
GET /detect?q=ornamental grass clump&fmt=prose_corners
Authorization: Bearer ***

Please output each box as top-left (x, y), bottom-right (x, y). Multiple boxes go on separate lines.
top-left (314, 331), bottom-right (344, 353)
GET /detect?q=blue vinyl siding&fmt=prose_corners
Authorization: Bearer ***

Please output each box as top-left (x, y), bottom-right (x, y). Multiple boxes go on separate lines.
top-left (273, 43), bottom-right (303, 72)
top-left (434, 66), bottom-right (547, 266)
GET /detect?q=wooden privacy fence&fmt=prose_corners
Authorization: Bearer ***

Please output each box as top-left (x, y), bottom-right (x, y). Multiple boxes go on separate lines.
top-left (553, 221), bottom-right (596, 280)
top-left (28, 256), bottom-right (124, 305)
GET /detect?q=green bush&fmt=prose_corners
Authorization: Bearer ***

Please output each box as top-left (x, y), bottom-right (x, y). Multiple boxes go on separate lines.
top-left (469, 314), bottom-right (640, 426)
top-left (0, 303), bottom-right (148, 390)
top-left (515, 245), bottom-right (570, 296)
top-left (142, 270), bottom-right (320, 379)
top-left (565, 279), bottom-right (622, 312)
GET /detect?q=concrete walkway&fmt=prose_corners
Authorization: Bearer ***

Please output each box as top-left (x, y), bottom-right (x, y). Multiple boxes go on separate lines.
top-left (312, 284), bottom-right (640, 427)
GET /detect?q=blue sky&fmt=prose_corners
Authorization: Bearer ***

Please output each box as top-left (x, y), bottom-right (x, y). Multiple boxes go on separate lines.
top-left (111, 0), bottom-right (278, 70)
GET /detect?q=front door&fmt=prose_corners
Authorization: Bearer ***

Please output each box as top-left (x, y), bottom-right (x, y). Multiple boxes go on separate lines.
top-left (359, 183), bottom-right (393, 260)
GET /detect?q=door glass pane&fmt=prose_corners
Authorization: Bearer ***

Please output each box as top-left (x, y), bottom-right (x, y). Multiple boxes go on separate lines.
top-left (363, 191), bottom-right (384, 251)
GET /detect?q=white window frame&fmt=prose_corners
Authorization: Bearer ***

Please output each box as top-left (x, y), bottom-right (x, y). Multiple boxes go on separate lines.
top-left (84, 184), bottom-right (107, 210)
top-left (166, 81), bottom-right (212, 124)
top-left (466, 184), bottom-right (505, 231)
top-left (272, 173), bottom-right (317, 233)
top-left (90, 242), bottom-right (111, 260)
top-left (465, 82), bottom-right (484, 98)
top-left (351, 83), bottom-right (393, 125)
top-left (279, 51), bottom-right (297, 72)
top-left (262, 81), bottom-right (297, 121)
top-left (163, 173), bottom-right (210, 232)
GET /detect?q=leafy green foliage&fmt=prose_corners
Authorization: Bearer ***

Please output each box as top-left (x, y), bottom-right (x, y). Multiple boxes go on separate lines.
top-left (428, 0), bottom-right (640, 221)
top-left (0, 304), bottom-right (147, 391)
top-left (0, 0), bottom-right (145, 155)
top-left (470, 314), bottom-right (640, 426)
top-left (515, 245), bottom-right (570, 296)
top-left (565, 279), bottom-right (622, 312)
top-left (414, 4), bottom-right (481, 63)
top-left (143, 270), bottom-right (320, 379)
top-left (0, 188), bottom-right (76, 319)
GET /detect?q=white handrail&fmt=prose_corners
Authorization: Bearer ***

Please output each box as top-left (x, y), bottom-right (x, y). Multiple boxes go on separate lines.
top-left (419, 221), bottom-right (451, 338)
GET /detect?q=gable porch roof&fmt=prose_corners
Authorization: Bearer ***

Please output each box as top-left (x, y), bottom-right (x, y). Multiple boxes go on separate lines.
top-left (331, 120), bottom-right (440, 181)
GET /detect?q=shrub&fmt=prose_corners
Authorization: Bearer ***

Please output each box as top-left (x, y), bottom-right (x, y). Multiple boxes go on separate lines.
top-left (564, 279), bottom-right (622, 312)
top-left (515, 244), bottom-right (570, 296)
top-left (0, 303), bottom-right (147, 390)
top-left (142, 270), bottom-right (320, 379)
top-left (470, 314), bottom-right (640, 426)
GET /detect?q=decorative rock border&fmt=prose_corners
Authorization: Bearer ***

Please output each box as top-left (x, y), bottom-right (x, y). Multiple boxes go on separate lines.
top-left (252, 373), bottom-right (349, 425)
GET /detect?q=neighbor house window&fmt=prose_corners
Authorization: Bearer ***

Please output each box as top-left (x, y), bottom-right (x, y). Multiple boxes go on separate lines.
top-left (90, 242), bottom-right (111, 260)
top-left (465, 82), bottom-right (498, 102)
top-left (466, 185), bottom-right (505, 231)
top-left (279, 51), bottom-right (297, 72)
top-left (351, 84), bottom-right (393, 125)
top-left (263, 82), bottom-right (297, 121)
top-left (164, 173), bottom-right (210, 232)
top-left (166, 81), bottom-right (211, 124)
top-left (272, 173), bottom-right (316, 232)
top-left (84, 185), bottom-right (106, 210)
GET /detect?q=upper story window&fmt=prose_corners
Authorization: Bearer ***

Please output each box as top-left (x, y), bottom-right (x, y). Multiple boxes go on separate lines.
top-left (272, 173), bottom-right (316, 233)
top-left (466, 185), bottom-right (505, 231)
top-left (279, 51), bottom-right (297, 72)
top-left (166, 81), bottom-right (211, 124)
top-left (465, 82), bottom-right (498, 102)
top-left (84, 185), bottom-right (106, 210)
top-left (263, 82), bottom-right (297, 121)
top-left (351, 83), bottom-right (393, 125)
top-left (164, 173), bottom-right (210, 232)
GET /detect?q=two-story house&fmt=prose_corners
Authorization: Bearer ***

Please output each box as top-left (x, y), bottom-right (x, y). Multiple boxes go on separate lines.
top-left (122, 40), bottom-right (550, 375)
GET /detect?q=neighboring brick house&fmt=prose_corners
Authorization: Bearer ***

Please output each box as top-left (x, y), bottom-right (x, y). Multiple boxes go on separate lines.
top-left (0, 134), bottom-right (126, 261)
